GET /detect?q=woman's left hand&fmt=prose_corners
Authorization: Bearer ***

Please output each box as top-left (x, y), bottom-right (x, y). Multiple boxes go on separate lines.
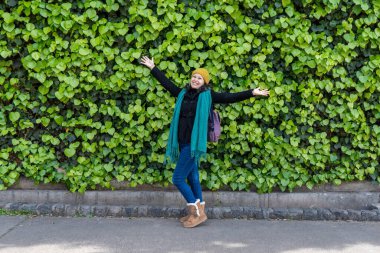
top-left (252, 87), bottom-right (270, 96)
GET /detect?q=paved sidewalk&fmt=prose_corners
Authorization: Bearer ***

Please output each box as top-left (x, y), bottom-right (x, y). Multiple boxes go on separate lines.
top-left (1, 216), bottom-right (379, 253)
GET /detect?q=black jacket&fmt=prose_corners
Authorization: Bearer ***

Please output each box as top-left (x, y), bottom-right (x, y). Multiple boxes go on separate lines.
top-left (151, 66), bottom-right (254, 144)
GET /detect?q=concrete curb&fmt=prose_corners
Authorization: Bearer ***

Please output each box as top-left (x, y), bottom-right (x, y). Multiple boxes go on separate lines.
top-left (9, 178), bottom-right (380, 192)
top-left (1, 190), bottom-right (379, 209)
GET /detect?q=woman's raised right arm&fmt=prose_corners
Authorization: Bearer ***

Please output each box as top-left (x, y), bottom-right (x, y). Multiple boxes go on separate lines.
top-left (140, 56), bottom-right (181, 97)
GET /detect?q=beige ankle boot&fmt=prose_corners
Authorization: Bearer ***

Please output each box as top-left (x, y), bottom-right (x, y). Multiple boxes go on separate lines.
top-left (183, 202), bottom-right (207, 228)
top-left (180, 199), bottom-right (200, 223)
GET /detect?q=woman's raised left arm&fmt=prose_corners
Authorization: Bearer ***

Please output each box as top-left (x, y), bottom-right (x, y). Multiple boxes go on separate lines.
top-left (211, 88), bottom-right (269, 104)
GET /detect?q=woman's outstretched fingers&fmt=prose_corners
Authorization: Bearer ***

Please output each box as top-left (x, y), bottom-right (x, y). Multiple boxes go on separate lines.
top-left (141, 56), bottom-right (148, 65)
top-left (261, 89), bottom-right (269, 96)
top-left (140, 56), bottom-right (155, 70)
top-left (262, 89), bottom-right (269, 96)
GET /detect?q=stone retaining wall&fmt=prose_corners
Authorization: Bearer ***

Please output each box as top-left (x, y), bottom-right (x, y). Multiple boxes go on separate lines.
top-left (1, 179), bottom-right (380, 221)
top-left (1, 202), bottom-right (380, 221)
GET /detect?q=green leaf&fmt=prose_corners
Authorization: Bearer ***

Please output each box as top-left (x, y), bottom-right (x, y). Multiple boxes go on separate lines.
top-left (356, 72), bottom-right (368, 83)
top-left (3, 23), bottom-right (15, 32)
top-left (54, 115), bottom-right (64, 125)
top-left (41, 117), bottom-right (50, 127)
top-left (2, 12), bottom-right (15, 23)
top-left (147, 107), bottom-right (155, 115)
top-left (116, 175), bottom-right (125, 182)
top-left (0, 152), bottom-right (9, 160)
top-left (61, 3), bottom-right (72, 10)
top-left (61, 20), bottom-right (74, 31)
top-left (74, 129), bottom-right (83, 137)
top-left (290, 137), bottom-right (299, 147)
top-left (282, 0), bottom-right (291, 7)
top-left (330, 154), bottom-right (338, 162)
top-left (90, 37), bottom-right (102, 47)
top-left (31, 52), bottom-right (40, 61)
top-left (99, 25), bottom-right (109, 35)
top-left (64, 148), bottom-right (76, 158)
top-left (0, 50), bottom-right (12, 58)
top-left (285, 6), bottom-right (294, 17)
top-left (77, 156), bottom-right (86, 164)
top-left (55, 62), bottom-right (66, 72)
top-left (9, 112), bottom-right (20, 122)
top-left (225, 6), bottom-right (234, 14)
top-left (126, 34), bottom-right (134, 43)
top-left (86, 8), bottom-right (97, 19)
top-left (306, 181), bottom-right (314, 190)
top-left (107, 128), bottom-right (115, 135)
top-left (24, 58), bottom-right (36, 69)
top-left (79, 48), bottom-right (91, 56)
top-left (220, 72), bottom-right (228, 79)
top-left (244, 34), bottom-right (254, 43)
top-left (132, 51), bottom-right (141, 59)
top-left (343, 33), bottom-right (355, 43)
top-left (351, 109), bottom-right (359, 119)
top-left (87, 132), bottom-right (96, 140)
top-left (195, 42), bottom-right (203, 49)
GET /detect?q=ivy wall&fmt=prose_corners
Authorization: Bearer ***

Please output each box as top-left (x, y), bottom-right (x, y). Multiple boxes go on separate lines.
top-left (0, 0), bottom-right (379, 193)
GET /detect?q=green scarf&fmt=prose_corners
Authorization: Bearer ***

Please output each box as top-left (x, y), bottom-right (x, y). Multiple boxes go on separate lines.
top-left (165, 88), bottom-right (212, 165)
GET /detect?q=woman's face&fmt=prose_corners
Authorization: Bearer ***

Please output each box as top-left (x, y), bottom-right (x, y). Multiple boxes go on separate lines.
top-left (190, 74), bottom-right (205, 89)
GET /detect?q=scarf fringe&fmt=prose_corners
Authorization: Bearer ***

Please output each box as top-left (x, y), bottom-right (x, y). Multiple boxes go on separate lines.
top-left (164, 146), bottom-right (179, 165)
top-left (191, 150), bottom-right (207, 166)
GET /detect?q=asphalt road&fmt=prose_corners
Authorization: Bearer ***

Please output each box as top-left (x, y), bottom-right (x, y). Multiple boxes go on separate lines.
top-left (1, 216), bottom-right (379, 253)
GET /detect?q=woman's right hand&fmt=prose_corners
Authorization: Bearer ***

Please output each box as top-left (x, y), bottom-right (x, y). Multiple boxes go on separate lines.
top-left (140, 56), bottom-right (155, 70)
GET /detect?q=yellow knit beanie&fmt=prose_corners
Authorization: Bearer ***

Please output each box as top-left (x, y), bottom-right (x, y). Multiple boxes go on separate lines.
top-left (192, 68), bottom-right (210, 84)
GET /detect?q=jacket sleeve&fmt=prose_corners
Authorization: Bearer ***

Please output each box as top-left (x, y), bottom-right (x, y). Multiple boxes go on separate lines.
top-left (211, 89), bottom-right (254, 104)
top-left (150, 66), bottom-right (182, 97)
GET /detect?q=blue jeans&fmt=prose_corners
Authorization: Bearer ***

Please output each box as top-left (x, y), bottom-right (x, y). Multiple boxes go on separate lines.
top-left (172, 143), bottom-right (203, 203)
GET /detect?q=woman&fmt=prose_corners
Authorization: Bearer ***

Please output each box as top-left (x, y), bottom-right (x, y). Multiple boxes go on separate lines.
top-left (140, 56), bottom-right (269, 228)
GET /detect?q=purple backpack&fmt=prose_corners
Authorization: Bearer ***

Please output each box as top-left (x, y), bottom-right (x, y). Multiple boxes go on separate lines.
top-left (208, 106), bottom-right (221, 142)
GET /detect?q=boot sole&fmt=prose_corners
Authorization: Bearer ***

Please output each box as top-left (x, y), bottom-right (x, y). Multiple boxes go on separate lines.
top-left (183, 216), bottom-right (208, 228)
